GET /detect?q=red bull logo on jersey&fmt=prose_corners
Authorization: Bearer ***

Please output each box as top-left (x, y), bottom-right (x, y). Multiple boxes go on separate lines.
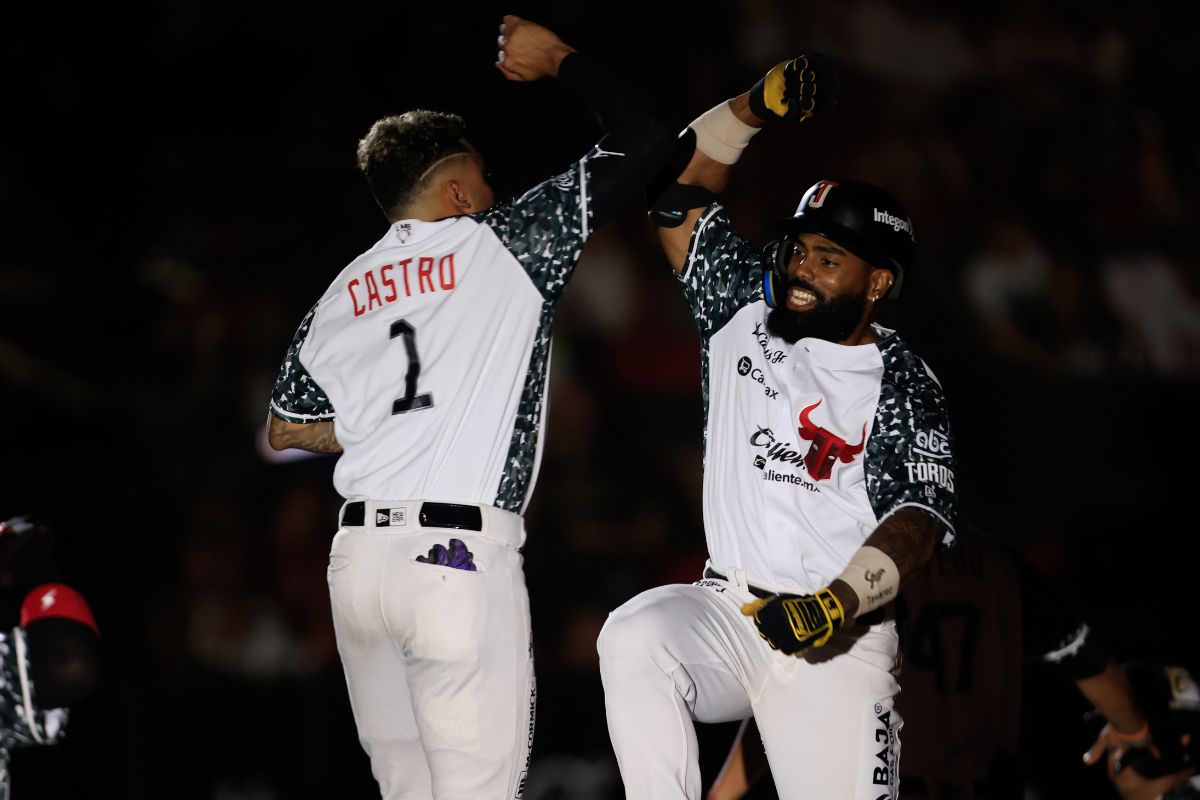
top-left (348, 254), bottom-right (458, 316)
top-left (797, 400), bottom-right (866, 481)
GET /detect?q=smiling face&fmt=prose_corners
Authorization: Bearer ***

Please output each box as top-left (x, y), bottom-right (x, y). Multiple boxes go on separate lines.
top-left (765, 232), bottom-right (894, 345)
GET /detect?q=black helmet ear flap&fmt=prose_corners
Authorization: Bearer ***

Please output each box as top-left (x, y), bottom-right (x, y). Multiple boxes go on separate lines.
top-left (761, 237), bottom-right (794, 309)
top-left (762, 240), bottom-right (782, 308)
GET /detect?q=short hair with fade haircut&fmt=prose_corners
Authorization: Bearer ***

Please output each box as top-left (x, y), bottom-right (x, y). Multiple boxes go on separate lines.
top-left (356, 110), bottom-right (469, 219)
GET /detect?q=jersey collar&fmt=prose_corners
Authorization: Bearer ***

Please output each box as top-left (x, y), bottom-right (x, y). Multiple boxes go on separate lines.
top-left (378, 217), bottom-right (459, 249)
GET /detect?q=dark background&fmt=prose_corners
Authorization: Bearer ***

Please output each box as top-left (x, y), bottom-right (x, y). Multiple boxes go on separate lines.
top-left (3, 0), bottom-right (1198, 797)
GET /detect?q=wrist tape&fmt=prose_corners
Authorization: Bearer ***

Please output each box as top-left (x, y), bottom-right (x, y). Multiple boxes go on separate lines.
top-left (836, 546), bottom-right (900, 616)
top-left (689, 100), bottom-right (761, 165)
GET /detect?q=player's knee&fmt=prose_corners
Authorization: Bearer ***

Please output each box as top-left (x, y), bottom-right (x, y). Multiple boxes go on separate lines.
top-left (596, 596), bottom-right (674, 672)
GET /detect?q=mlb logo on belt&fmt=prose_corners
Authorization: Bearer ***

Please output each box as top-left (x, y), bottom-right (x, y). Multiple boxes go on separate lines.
top-left (375, 508), bottom-right (408, 527)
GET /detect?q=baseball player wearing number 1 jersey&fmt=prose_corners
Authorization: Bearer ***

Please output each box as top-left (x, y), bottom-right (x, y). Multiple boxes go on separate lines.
top-left (597, 57), bottom-right (958, 798)
top-left (265, 15), bottom-right (672, 800)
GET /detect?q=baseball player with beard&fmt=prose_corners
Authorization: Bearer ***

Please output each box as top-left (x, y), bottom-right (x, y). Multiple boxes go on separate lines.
top-left (265, 14), bottom-right (673, 800)
top-left (597, 56), bottom-right (958, 799)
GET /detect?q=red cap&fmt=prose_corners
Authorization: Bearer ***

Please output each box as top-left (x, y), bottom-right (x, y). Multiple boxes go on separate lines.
top-left (21, 583), bottom-right (99, 635)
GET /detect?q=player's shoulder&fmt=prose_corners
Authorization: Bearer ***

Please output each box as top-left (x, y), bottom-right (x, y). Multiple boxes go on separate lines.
top-left (878, 332), bottom-right (943, 392)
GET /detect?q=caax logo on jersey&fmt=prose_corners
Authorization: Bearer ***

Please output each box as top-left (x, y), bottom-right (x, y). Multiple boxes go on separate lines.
top-left (736, 356), bottom-right (779, 399)
top-left (375, 508), bottom-right (408, 527)
top-left (347, 254), bottom-right (458, 317)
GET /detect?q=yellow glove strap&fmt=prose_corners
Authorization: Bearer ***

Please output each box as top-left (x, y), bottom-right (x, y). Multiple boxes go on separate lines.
top-left (780, 588), bottom-right (845, 649)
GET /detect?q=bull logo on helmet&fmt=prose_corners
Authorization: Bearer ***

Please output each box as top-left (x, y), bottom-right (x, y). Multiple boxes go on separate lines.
top-left (797, 400), bottom-right (866, 480)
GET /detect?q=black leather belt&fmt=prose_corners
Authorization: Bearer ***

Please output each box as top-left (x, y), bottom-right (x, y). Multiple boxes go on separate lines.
top-left (703, 567), bottom-right (885, 625)
top-left (341, 501), bottom-right (482, 531)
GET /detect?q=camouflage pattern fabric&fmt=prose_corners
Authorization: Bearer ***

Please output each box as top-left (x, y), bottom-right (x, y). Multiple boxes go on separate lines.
top-left (0, 627), bottom-right (68, 800)
top-left (475, 147), bottom-right (608, 512)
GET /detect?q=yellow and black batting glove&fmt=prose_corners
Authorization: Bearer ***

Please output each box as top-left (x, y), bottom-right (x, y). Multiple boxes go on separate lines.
top-left (748, 53), bottom-right (840, 124)
top-left (742, 588), bottom-right (846, 655)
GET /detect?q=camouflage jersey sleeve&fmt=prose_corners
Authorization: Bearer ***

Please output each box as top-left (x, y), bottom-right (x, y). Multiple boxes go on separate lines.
top-left (473, 145), bottom-right (619, 304)
top-left (1, 627), bottom-right (69, 756)
top-left (677, 204), bottom-right (765, 339)
top-left (268, 302), bottom-right (336, 423)
top-left (865, 337), bottom-right (957, 548)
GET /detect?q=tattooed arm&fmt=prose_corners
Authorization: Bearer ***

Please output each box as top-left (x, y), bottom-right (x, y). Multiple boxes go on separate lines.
top-left (268, 416), bottom-right (343, 454)
top-left (829, 507), bottom-right (941, 620)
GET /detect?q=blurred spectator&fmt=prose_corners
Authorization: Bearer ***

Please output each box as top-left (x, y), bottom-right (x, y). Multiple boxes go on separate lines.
top-left (962, 216), bottom-right (1120, 377)
top-left (1101, 250), bottom-right (1200, 376)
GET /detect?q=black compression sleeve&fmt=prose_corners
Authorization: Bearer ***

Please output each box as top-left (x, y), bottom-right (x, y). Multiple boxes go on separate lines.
top-left (553, 52), bottom-right (675, 227)
top-left (1012, 546), bottom-right (1112, 681)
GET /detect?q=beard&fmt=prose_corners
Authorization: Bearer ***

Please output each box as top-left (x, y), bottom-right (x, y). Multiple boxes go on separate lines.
top-left (766, 279), bottom-right (871, 344)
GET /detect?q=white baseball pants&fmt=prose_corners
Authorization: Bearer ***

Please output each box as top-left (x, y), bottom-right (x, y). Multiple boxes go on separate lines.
top-left (598, 563), bottom-right (901, 800)
top-left (327, 500), bottom-right (535, 800)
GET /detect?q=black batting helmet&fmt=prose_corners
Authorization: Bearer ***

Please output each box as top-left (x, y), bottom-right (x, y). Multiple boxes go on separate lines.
top-left (763, 178), bottom-right (916, 306)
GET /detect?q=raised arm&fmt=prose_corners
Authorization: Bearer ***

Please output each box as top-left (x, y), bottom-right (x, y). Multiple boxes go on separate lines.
top-left (651, 55), bottom-right (840, 272)
top-left (495, 15), bottom-right (675, 232)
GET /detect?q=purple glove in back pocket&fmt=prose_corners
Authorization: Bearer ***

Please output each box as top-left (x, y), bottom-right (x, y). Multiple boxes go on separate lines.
top-left (415, 538), bottom-right (477, 571)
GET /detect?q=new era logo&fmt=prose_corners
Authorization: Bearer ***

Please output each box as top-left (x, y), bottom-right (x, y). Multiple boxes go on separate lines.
top-left (375, 508), bottom-right (408, 527)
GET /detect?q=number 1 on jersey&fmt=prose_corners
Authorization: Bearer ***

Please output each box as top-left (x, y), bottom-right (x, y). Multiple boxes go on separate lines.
top-left (390, 319), bottom-right (433, 414)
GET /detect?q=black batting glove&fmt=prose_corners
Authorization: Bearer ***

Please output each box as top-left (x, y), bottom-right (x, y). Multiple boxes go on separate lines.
top-left (742, 588), bottom-right (846, 655)
top-left (748, 53), bottom-right (840, 124)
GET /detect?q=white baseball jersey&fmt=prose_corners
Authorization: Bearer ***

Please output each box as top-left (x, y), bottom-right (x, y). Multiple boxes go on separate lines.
top-left (679, 205), bottom-right (957, 592)
top-left (270, 150), bottom-right (608, 513)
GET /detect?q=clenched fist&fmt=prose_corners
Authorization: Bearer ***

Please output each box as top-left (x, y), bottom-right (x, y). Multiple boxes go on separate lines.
top-left (495, 15), bottom-right (577, 81)
top-left (748, 53), bottom-right (840, 123)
